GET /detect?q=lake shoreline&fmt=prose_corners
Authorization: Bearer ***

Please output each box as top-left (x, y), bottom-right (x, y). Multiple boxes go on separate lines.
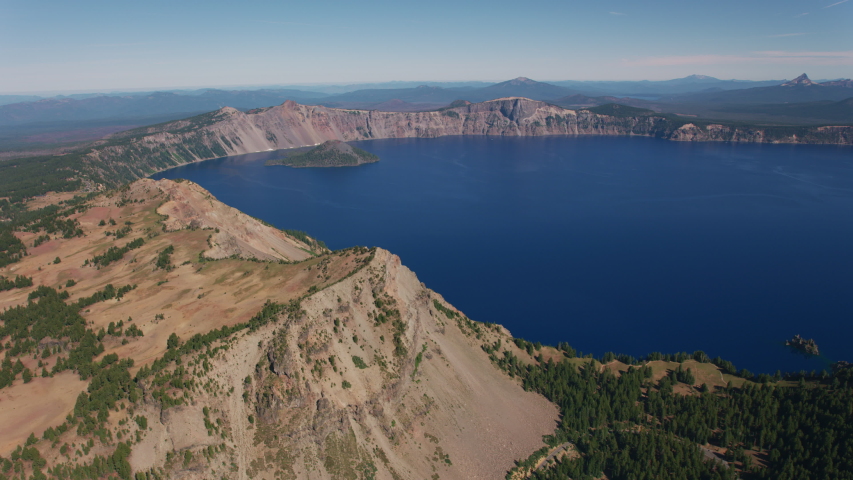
top-left (145, 133), bottom-right (853, 180)
top-left (152, 136), bottom-right (853, 374)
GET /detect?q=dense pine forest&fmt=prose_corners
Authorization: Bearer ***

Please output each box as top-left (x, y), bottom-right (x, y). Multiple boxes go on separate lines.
top-left (482, 337), bottom-right (853, 480)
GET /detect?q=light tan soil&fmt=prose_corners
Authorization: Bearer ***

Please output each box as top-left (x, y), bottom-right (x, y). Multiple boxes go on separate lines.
top-left (0, 372), bottom-right (87, 454)
top-left (0, 179), bottom-right (560, 480)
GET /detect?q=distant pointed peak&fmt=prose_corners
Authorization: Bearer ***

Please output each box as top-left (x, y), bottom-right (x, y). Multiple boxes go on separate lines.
top-left (685, 74), bottom-right (715, 80)
top-left (782, 73), bottom-right (818, 86)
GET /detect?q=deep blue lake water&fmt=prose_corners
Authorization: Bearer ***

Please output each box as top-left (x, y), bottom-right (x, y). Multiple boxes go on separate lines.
top-left (152, 136), bottom-right (853, 374)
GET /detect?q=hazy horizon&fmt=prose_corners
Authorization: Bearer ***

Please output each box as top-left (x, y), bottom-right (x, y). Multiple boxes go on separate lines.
top-left (2, 0), bottom-right (851, 94)
top-left (0, 74), bottom-right (803, 97)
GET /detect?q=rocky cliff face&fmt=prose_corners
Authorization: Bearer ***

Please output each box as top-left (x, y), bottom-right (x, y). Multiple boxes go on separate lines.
top-left (669, 123), bottom-right (853, 144)
top-left (85, 98), bottom-right (853, 186)
top-left (0, 179), bottom-right (558, 479)
top-left (128, 248), bottom-right (558, 479)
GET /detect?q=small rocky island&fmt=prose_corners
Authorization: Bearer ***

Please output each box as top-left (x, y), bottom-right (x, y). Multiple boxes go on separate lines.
top-left (265, 140), bottom-right (379, 168)
top-left (786, 334), bottom-right (820, 356)
top-left (833, 360), bottom-right (852, 372)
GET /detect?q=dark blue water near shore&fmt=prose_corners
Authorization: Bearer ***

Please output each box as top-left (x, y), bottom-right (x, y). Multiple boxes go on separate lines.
top-left (152, 136), bottom-right (853, 374)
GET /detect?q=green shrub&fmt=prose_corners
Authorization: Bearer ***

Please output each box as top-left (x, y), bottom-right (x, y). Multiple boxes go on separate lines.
top-left (352, 356), bottom-right (368, 369)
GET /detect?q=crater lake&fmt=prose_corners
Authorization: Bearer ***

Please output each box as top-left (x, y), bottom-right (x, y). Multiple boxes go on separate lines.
top-left (152, 136), bottom-right (853, 374)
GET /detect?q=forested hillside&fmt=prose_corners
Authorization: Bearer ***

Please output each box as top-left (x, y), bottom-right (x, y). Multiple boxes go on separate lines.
top-left (482, 336), bottom-right (853, 480)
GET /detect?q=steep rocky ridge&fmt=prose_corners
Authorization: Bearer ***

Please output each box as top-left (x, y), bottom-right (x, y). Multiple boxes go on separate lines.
top-left (84, 98), bottom-right (853, 187)
top-left (129, 248), bottom-right (558, 479)
top-left (0, 179), bottom-right (558, 479)
top-left (0, 179), bottom-right (327, 455)
top-left (152, 179), bottom-right (319, 261)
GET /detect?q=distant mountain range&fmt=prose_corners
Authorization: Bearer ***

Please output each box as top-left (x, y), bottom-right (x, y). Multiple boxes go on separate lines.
top-left (271, 80), bottom-right (492, 95)
top-left (315, 77), bottom-right (583, 107)
top-left (669, 74), bottom-right (853, 104)
top-left (550, 74), bottom-right (787, 96)
top-left (0, 89), bottom-right (328, 126)
top-left (0, 95), bottom-right (42, 106)
top-left (0, 74), bottom-right (850, 151)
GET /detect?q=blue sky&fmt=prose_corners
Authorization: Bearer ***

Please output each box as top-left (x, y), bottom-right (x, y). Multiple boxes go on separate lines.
top-left (1, 0), bottom-right (851, 93)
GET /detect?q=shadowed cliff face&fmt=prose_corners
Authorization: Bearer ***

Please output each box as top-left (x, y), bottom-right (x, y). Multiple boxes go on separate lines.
top-left (85, 98), bottom-right (853, 187)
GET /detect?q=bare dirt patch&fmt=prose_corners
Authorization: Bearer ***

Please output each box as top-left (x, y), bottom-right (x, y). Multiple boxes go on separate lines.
top-left (0, 372), bottom-right (87, 455)
top-left (25, 191), bottom-right (81, 211)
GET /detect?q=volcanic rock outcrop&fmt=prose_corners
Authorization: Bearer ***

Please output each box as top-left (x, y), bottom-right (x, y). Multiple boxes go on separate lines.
top-left (84, 97), bottom-right (853, 186)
